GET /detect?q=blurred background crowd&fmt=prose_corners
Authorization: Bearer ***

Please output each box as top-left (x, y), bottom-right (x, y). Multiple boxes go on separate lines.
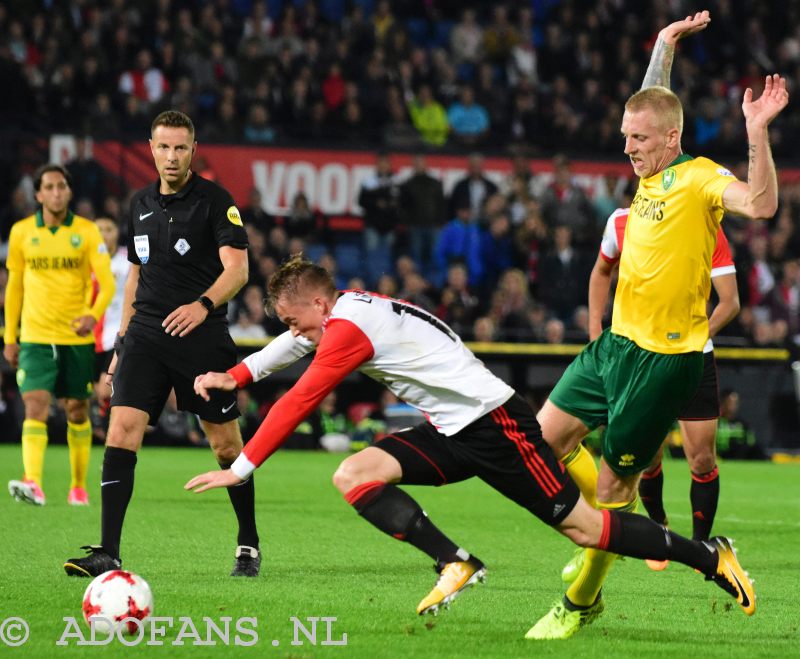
top-left (0, 0), bottom-right (797, 449)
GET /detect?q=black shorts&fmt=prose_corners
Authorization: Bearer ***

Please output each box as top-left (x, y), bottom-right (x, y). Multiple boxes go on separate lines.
top-left (375, 393), bottom-right (580, 526)
top-left (95, 349), bottom-right (114, 380)
top-left (111, 319), bottom-right (239, 424)
top-left (678, 351), bottom-right (719, 421)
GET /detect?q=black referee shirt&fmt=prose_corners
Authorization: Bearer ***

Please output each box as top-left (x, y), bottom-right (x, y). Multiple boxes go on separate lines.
top-left (127, 173), bottom-right (248, 328)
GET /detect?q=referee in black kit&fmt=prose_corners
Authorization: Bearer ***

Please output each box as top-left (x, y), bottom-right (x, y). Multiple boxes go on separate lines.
top-left (64, 111), bottom-right (261, 577)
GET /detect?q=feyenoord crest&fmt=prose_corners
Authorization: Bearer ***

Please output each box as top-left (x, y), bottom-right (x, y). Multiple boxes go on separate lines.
top-left (662, 168), bottom-right (676, 191)
top-left (71, 233), bottom-right (83, 248)
top-left (134, 235), bottom-right (150, 264)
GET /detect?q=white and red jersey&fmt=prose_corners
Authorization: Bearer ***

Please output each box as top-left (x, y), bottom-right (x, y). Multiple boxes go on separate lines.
top-left (229, 290), bottom-right (514, 479)
top-left (93, 247), bottom-right (131, 352)
top-left (599, 208), bottom-right (735, 353)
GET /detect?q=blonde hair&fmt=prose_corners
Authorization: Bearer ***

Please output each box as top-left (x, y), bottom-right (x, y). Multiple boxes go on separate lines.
top-left (266, 253), bottom-right (336, 314)
top-left (625, 86), bottom-right (683, 135)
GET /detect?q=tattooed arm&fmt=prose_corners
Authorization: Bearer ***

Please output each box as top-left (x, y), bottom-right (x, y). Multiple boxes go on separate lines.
top-left (722, 75), bottom-right (789, 219)
top-left (641, 10), bottom-right (711, 89)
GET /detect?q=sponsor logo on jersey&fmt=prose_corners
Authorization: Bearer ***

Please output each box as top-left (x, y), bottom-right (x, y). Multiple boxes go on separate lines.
top-left (619, 453), bottom-right (635, 468)
top-left (70, 233), bottom-right (83, 248)
top-left (31, 236), bottom-right (39, 246)
top-left (174, 238), bottom-right (191, 256)
top-left (227, 206), bottom-right (243, 226)
top-left (662, 168), bottom-right (676, 191)
top-left (134, 235), bottom-right (150, 264)
top-left (667, 332), bottom-right (681, 340)
top-left (139, 211), bottom-right (154, 221)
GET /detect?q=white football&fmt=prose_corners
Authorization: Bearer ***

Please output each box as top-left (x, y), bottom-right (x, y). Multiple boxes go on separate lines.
top-left (82, 570), bottom-right (154, 634)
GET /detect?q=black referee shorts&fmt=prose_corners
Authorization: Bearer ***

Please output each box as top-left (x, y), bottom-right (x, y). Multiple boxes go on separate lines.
top-left (111, 319), bottom-right (239, 425)
top-left (375, 393), bottom-right (580, 526)
top-left (678, 351), bottom-right (719, 421)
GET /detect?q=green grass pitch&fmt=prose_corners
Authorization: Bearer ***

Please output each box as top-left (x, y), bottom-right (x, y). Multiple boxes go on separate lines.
top-left (1, 444), bottom-right (798, 658)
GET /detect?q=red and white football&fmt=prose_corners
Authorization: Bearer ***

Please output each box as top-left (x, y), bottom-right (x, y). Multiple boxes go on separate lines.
top-left (82, 570), bottom-right (153, 634)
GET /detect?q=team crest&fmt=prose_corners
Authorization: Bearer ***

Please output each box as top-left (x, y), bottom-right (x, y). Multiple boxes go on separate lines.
top-left (662, 168), bottom-right (676, 191)
top-left (226, 206), bottom-right (243, 226)
top-left (70, 233), bottom-right (82, 248)
top-left (31, 236), bottom-right (39, 246)
top-left (619, 454), bottom-right (635, 467)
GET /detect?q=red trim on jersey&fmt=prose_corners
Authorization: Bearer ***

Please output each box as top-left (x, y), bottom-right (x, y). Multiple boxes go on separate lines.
top-left (599, 251), bottom-right (619, 265)
top-left (641, 462), bottom-right (663, 479)
top-left (691, 466), bottom-right (719, 483)
top-left (490, 406), bottom-right (561, 497)
top-left (384, 434), bottom-right (447, 484)
top-left (242, 318), bottom-right (374, 467)
top-left (711, 228), bottom-right (734, 269)
top-left (613, 210), bottom-right (629, 252)
top-left (598, 509), bottom-right (612, 551)
top-left (343, 480), bottom-right (385, 506)
top-left (228, 361), bottom-right (254, 388)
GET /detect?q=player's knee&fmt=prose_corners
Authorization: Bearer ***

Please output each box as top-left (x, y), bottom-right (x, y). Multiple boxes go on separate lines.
top-left (332, 456), bottom-right (369, 494)
top-left (687, 451), bottom-right (716, 475)
top-left (212, 444), bottom-right (240, 465)
top-left (560, 524), bottom-right (596, 549)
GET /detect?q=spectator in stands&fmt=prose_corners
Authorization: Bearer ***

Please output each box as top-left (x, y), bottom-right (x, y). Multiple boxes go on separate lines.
top-left (539, 153), bottom-right (596, 245)
top-left (447, 85), bottom-right (490, 147)
top-left (544, 317), bottom-right (566, 344)
top-left (434, 204), bottom-right (483, 288)
top-left (448, 153), bottom-right (499, 223)
top-left (65, 139), bottom-right (106, 215)
top-left (358, 152), bottom-right (401, 284)
top-left (473, 316), bottom-right (498, 343)
top-left (479, 212), bottom-right (514, 291)
top-left (716, 390), bottom-right (764, 460)
top-left (243, 104), bottom-right (277, 144)
top-left (399, 154), bottom-right (445, 277)
top-left (398, 271), bottom-right (436, 313)
top-left (538, 224), bottom-right (592, 324)
top-left (436, 262), bottom-right (480, 338)
top-left (513, 202), bottom-right (550, 296)
top-left (483, 5), bottom-right (520, 67)
top-left (490, 268), bottom-right (533, 342)
top-left (407, 83), bottom-right (449, 147)
top-left (118, 49), bottom-right (169, 106)
top-left (241, 188), bottom-right (274, 236)
top-left (230, 309), bottom-right (268, 342)
top-left (376, 273), bottom-right (399, 298)
top-left (285, 191), bottom-right (321, 241)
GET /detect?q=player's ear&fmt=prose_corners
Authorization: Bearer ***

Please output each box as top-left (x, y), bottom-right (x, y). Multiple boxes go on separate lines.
top-left (665, 127), bottom-right (680, 149)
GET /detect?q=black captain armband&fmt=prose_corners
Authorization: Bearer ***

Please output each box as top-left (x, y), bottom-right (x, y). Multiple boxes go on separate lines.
top-left (197, 296), bottom-right (215, 313)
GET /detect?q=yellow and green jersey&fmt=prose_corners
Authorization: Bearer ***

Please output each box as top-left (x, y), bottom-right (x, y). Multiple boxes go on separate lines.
top-left (4, 211), bottom-right (115, 345)
top-left (611, 155), bottom-right (736, 354)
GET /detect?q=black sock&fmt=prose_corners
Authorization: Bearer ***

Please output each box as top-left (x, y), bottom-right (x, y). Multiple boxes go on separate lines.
top-left (100, 447), bottom-right (137, 561)
top-left (638, 464), bottom-right (668, 525)
top-left (690, 467), bottom-right (719, 541)
top-left (219, 462), bottom-right (259, 549)
top-left (346, 481), bottom-right (465, 564)
top-left (603, 510), bottom-right (717, 575)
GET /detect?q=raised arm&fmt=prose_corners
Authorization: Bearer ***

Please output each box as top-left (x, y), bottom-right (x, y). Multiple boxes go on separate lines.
top-left (641, 10), bottom-right (710, 89)
top-left (721, 74), bottom-right (789, 219)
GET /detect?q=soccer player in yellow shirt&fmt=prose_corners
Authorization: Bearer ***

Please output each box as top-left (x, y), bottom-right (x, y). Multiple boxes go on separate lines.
top-left (527, 11), bottom-right (788, 639)
top-left (5, 164), bottom-right (115, 506)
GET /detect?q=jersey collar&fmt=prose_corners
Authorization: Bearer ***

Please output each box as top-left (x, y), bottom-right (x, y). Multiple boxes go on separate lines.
top-left (667, 153), bottom-right (693, 168)
top-left (148, 172), bottom-right (199, 200)
top-left (36, 209), bottom-right (74, 231)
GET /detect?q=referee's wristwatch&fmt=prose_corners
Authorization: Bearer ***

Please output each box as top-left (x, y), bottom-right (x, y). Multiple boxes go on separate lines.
top-left (197, 295), bottom-right (215, 314)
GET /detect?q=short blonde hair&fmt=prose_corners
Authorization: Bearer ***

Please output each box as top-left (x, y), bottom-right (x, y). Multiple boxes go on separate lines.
top-left (625, 86), bottom-right (683, 135)
top-left (266, 253), bottom-right (336, 314)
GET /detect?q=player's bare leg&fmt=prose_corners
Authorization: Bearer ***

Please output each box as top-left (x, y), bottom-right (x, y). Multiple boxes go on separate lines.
top-left (203, 418), bottom-right (260, 576)
top-left (333, 447), bottom-right (486, 616)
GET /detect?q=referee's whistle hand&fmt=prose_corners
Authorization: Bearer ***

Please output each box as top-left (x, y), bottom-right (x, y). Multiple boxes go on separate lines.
top-left (184, 468), bottom-right (243, 493)
top-left (194, 371), bottom-right (236, 401)
top-left (162, 302), bottom-right (208, 337)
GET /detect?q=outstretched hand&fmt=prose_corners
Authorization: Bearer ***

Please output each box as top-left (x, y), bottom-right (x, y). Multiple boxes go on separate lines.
top-left (194, 371), bottom-right (237, 401)
top-left (184, 468), bottom-right (243, 493)
top-left (743, 74), bottom-right (790, 128)
top-left (659, 10), bottom-right (711, 45)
